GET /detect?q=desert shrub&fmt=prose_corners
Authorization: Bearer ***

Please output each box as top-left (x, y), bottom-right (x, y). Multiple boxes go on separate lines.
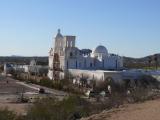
top-left (49, 80), bottom-right (63, 90)
top-left (133, 88), bottom-right (148, 102)
top-left (138, 75), bottom-right (160, 89)
top-left (28, 79), bottom-right (38, 84)
top-left (124, 75), bottom-right (160, 103)
top-left (39, 79), bottom-right (53, 88)
top-left (0, 65), bottom-right (3, 73)
top-left (26, 95), bottom-right (91, 120)
top-left (0, 108), bottom-right (17, 120)
top-left (94, 81), bottom-right (108, 92)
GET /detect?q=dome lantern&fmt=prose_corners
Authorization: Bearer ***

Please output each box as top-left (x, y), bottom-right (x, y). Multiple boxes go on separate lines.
top-left (55, 29), bottom-right (63, 39)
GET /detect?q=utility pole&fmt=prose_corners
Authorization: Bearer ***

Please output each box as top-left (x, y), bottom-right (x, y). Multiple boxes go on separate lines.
top-left (148, 56), bottom-right (152, 69)
top-left (154, 54), bottom-right (158, 70)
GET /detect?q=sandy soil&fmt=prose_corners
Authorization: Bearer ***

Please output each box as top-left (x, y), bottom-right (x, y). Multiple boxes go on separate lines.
top-left (0, 103), bottom-right (29, 115)
top-left (0, 77), bottom-right (33, 115)
top-left (82, 99), bottom-right (160, 120)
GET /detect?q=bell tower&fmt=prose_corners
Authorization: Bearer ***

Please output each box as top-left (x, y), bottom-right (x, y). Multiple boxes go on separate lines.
top-left (54, 29), bottom-right (64, 55)
top-left (52, 29), bottom-right (65, 80)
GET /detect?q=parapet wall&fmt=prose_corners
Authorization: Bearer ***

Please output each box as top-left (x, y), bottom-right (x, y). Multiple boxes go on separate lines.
top-left (68, 69), bottom-right (123, 84)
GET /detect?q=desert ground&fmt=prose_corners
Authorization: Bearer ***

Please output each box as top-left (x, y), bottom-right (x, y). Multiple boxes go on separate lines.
top-left (1, 75), bottom-right (160, 119)
top-left (0, 75), bottom-right (67, 115)
top-left (82, 98), bottom-right (160, 120)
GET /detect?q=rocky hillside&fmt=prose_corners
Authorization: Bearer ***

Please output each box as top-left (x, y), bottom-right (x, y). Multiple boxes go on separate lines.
top-left (123, 53), bottom-right (160, 68)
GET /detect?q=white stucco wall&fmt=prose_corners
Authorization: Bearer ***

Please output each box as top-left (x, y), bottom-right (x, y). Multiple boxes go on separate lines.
top-left (48, 30), bottom-right (124, 80)
top-left (68, 69), bottom-right (123, 84)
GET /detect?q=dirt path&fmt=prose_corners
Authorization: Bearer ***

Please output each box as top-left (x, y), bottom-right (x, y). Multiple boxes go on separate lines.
top-left (82, 99), bottom-right (160, 120)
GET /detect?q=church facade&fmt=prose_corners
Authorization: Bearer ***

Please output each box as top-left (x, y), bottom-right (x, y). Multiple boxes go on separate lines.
top-left (48, 29), bottom-right (123, 80)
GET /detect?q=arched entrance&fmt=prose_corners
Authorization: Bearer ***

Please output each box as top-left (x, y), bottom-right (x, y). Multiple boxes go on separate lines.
top-left (53, 53), bottom-right (60, 80)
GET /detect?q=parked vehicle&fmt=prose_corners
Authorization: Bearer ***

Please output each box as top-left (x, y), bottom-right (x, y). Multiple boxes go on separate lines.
top-left (89, 91), bottom-right (99, 98)
top-left (39, 88), bottom-right (45, 94)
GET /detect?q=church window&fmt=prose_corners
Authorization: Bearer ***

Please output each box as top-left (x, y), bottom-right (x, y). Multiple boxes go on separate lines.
top-left (90, 63), bottom-right (93, 67)
top-left (94, 59), bottom-right (96, 66)
top-left (67, 60), bottom-right (69, 69)
top-left (76, 61), bottom-right (78, 69)
top-left (75, 50), bottom-right (77, 55)
top-left (102, 59), bottom-right (104, 68)
top-left (116, 59), bottom-right (118, 69)
top-left (60, 42), bottom-right (61, 47)
top-left (67, 41), bottom-right (69, 47)
top-left (70, 52), bottom-right (73, 57)
top-left (84, 59), bottom-right (86, 68)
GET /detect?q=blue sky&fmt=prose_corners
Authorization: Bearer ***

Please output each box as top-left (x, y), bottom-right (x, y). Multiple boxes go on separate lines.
top-left (0, 0), bottom-right (160, 58)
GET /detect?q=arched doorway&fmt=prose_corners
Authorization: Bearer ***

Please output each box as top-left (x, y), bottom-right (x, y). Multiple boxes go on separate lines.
top-left (53, 53), bottom-right (60, 80)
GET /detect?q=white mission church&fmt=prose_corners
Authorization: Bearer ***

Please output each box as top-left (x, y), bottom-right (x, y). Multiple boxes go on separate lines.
top-left (48, 29), bottom-right (123, 80)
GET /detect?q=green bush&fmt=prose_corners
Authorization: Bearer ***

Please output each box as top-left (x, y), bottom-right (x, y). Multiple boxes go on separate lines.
top-left (39, 79), bottom-right (53, 88)
top-left (26, 95), bottom-right (91, 120)
top-left (0, 108), bottom-right (17, 120)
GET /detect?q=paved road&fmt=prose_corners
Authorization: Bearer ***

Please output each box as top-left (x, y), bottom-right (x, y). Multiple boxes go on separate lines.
top-left (15, 80), bottom-right (67, 97)
top-left (0, 74), bottom-right (68, 114)
top-left (0, 75), bottom-right (68, 100)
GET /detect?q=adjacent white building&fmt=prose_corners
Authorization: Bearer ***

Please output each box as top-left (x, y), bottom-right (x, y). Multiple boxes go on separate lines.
top-left (48, 29), bottom-right (123, 80)
top-left (4, 60), bottom-right (48, 76)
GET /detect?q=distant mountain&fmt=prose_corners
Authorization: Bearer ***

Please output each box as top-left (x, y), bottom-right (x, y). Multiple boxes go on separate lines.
top-left (10, 55), bottom-right (23, 57)
top-left (0, 53), bottom-right (160, 68)
top-left (0, 56), bottom-right (48, 65)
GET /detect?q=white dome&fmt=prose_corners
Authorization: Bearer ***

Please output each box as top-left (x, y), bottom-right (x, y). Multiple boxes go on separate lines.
top-left (94, 45), bottom-right (108, 54)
